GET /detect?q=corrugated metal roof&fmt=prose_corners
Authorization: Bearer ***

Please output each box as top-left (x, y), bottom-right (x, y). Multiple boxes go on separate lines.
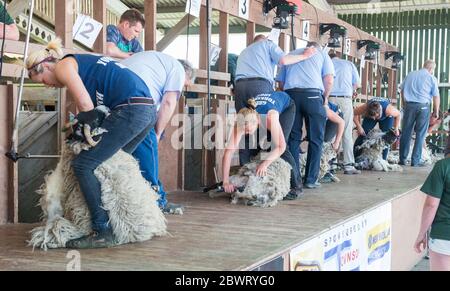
top-left (332, 0), bottom-right (450, 14)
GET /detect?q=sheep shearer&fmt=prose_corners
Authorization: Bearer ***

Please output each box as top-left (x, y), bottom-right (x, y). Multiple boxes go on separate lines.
top-left (276, 41), bottom-right (335, 189)
top-left (26, 39), bottom-right (156, 248)
top-left (122, 51), bottom-right (194, 214)
top-left (235, 34), bottom-right (316, 165)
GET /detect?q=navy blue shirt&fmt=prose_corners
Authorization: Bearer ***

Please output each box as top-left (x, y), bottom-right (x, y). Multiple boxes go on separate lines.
top-left (254, 91), bottom-right (290, 114)
top-left (65, 54), bottom-right (150, 109)
top-left (367, 97), bottom-right (390, 121)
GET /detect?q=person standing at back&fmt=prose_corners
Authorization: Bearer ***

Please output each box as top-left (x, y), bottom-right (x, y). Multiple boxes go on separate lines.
top-left (329, 52), bottom-right (361, 175)
top-left (234, 34), bottom-right (316, 165)
top-left (399, 60), bottom-right (440, 167)
top-left (106, 9), bottom-right (144, 59)
top-left (276, 42), bottom-right (335, 189)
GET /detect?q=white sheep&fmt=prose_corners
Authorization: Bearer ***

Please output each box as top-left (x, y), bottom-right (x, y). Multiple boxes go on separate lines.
top-left (29, 141), bottom-right (167, 250)
top-left (224, 156), bottom-right (291, 207)
top-left (300, 143), bottom-right (340, 183)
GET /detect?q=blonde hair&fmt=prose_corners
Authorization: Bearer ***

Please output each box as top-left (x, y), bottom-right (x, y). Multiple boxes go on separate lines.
top-left (237, 99), bottom-right (259, 128)
top-left (26, 38), bottom-right (64, 73)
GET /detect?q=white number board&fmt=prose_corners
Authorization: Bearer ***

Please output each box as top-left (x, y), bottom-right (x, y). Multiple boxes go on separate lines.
top-left (239, 0), bottom-right (250, 20)
top-left (73, 14), bottom-right (103, 49)
top-left (345, 38), bottom-right (352, 55)
top-left (185, 0), bottom-right (201, 18)
top-left (302, 21), bottom-right (310, 40)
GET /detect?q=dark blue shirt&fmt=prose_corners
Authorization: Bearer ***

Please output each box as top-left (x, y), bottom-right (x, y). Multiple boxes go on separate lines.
top-left (254, 91), bottom-right (290, 114)
top-left (106, 25), bottom-right (143, 54)
top-left (64, 54), bottom-right (150, 109)
top-left (368, 97), bottom-right (390, 121)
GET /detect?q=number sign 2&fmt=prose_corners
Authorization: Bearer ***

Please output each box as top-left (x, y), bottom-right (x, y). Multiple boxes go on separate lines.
top-left (73, 14), bottom-right (103, 49)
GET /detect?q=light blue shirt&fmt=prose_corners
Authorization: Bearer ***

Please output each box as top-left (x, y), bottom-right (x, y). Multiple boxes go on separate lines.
top-left (121, 51), bottom-right (185, 109)
top-left (276, 48), bottom-right (335, 92)
top-left (331, 58), bottom-right (360, 96)
top-left (235, 39), bottom-right (285, 86)
top-left (400, 69), bottom-right (440, 104)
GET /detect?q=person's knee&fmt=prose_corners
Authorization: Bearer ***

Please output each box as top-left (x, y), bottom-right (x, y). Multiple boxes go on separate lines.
top-left (71, 157), bottom-right (97, 176)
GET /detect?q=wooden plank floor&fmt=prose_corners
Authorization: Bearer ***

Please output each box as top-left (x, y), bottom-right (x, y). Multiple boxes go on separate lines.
top-left (0, 167), bottom-right (431, 271)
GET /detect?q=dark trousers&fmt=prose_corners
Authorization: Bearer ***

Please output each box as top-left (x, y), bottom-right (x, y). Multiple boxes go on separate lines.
top-left (399, 102), bottom-right (430, 165)
top-left (278, 99), bottom-right (301, 189)
top-left (234, 78), bottom-right (274, 165)
top-left (354, 117), bottom-right (394, 160)
top-left (72, 103), bottom-right (157, 233)
top-left (286, 89), bottom-right (327, 185)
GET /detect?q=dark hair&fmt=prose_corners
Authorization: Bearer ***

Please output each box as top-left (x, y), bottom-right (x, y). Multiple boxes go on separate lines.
top-left (120, 9), bottom-right (145, 27)
top-left (366, 101), bottom-right (381, 118)
top-left (307, 41), bottom-right (321, 49)
top-left (329, 52), bottom-right (338, 59)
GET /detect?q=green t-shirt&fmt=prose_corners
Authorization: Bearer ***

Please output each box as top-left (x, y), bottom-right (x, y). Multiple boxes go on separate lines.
top-left (0, 3), bottom-right (14, 25)
top-left (421, 158), bottom-right (450, 240)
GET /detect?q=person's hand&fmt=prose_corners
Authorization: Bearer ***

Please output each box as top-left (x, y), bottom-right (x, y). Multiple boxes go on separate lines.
top-left (357, 127), bottom-right (366, 136)
top-left (414, 233), bottom-right (427, 253)
top-left (393, 128), bottom-right (400, 136)
top-left (256, 161), bottom-right (270, 177)
top-left (332, 141), bottom-right (340, 152)
top-left (352, 91), bottom-right (359, 99)
top-left (303, 47), bottom-right (317, 58)
top-left (223, 182), bottom-right (235, 193)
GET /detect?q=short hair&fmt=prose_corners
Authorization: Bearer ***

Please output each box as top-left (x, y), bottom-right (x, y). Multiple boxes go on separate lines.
top-left (120, 9), bottom-right (145, 27)
top-left (329, 52), bottom-right (338, 59)
top-left (423, 59), bottom-right (436, 71)
top-left (307, 41), bottom-right (321, 49)
top-left (178, 59), bottom-right (195, 82)
top-left (366, 101), bottom-right (381, 118)
top-left (253, 34), bottom-right (267, 43)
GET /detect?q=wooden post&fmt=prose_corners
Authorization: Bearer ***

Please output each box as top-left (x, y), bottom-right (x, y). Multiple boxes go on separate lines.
top-left (55, 0), bottom-right (74, 48)
top-left (199, 6), bottom-right (208, 71)
top-left (361, 65), bottom-right (369, 99)
top-left (246, 21), bottom-right (255, 46)
top-left (144, 0), bottom-right (157, 51)
top-left (218, 12), bottom-right (229, 88)
top-left (368, 63), bottom-right (374, 97)
top-left (279, 32), bottom-right (287, 52)
top-left (157, 14), bottom-right (196, 52)
top-left (93, 0), bottom-right (107, 54)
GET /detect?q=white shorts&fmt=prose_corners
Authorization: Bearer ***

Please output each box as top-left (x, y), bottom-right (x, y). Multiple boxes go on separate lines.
top-left (429, 238), bottom-right (450, 256)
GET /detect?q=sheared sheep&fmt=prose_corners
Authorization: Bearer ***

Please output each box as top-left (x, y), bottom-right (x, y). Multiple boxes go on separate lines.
top-left (300, 143), bottom-right (340, 183)
top-left (354, 129), bottom-right (403, 172)
top-left (222, 156), bottom-right (291, 207)
top-left (29, 121), bottom-right (167, 250)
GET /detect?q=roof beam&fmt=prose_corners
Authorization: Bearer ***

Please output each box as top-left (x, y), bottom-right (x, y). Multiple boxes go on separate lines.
top-left (157, 14), bottom-right (196, 52)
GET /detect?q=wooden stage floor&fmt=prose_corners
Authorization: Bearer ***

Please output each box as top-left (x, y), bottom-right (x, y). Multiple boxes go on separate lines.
top-left (0, 167), bottom-right (430, 271)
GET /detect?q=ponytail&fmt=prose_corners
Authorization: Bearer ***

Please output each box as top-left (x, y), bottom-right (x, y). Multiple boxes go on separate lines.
top-left (26, 38), bottom-right (63, 73)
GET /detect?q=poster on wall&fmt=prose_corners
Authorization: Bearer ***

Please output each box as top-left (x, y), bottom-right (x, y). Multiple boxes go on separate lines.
top-left (290, 203), bottom-right (392, 271)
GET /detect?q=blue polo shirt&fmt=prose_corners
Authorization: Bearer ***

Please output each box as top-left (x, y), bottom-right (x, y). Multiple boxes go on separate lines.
top-left (106, 25), bottom-right (143, 54)
top-left (276, 48), bottom-right (335, 92)
top-left (122, 51), bottom-right (185, 109)
top-left (235, 39), bottom-right (285, 86)
top-left (254, 91), bottom-right (291, 114)
top-left (331, 58), bottom-right (360, 96)
top-left (65, 54), bottom-right (150, 109)
top-left (400, 69), bottom-right (440, 104)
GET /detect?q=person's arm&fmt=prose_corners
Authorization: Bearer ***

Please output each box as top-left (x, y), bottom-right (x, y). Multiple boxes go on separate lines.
top-left (54, 58), bottom-right (94, 111)
top-left (222, 126), bottom-right (245, 193)
top-left (353, 104), bottom-right (367, 136)
top-left (414, 194), bottom-right (440, 253)
top-left (256, 111), bottom-right (286, 177)
top-left (106, 42), bottom-right (133, 59)
top-left (323, 74), bottom-right (334, 104)
top-left (432, 95), bottom-right (440, 118)
top-left (0, 22), bottom-right (19, 41)
top-left (327, 109), bottom-right (345, 151)
top-left (279, 47), bottom-right (317, 66)
top-left (386, 104), bottom-right (401, 135)
top-left (155, 92), bottom-right (180, 141)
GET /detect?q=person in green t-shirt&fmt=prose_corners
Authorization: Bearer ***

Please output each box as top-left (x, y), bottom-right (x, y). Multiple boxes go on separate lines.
top-left (0, 2), bottom-right (19, 41)
top-left (414, 153), bottom-right (450, 271)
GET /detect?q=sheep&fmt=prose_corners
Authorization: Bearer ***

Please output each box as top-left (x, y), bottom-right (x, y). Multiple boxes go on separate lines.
top-left (300, 143), bottom-right (340, 183)
top-left (354, 129), bottom-right (403, 172)
top-left (29, 120), bottom-right (167, 250)
top-left (217, 156), bottom-right (291, 208)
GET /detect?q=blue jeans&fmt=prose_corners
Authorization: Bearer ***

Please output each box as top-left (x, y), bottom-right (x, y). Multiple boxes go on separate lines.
top-left (354, 117), bottom-right (394, 160)
top-left (72, 104), bottom-right (157, 232)
top-left (399, 102), bottom-right (430, 165)
top-left (133, 128), bottom-right (167, 208)
top-left (286, 89), bottom-right (327, 185)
